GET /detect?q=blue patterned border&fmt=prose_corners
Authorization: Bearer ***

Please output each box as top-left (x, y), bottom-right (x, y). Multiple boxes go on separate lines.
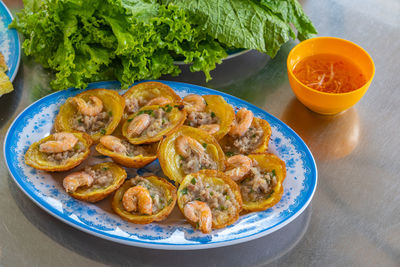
top-left (4, 80), bottom-right (317, 249)
top-left (0, 1), bottom-right (21, 82)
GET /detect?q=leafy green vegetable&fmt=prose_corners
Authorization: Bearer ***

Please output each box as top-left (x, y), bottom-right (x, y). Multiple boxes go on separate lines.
top-left (164, 0), bottom-right (316, 57)
top-left (258, 0), bottom-right (317, 41)
top-left (11, 0), bottom-right (316, 91)
top-left (11, 0), bottom-right (227, 90)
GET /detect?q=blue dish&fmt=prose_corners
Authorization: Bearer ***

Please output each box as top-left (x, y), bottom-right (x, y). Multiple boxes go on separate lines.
top-left (4, 80), bottom-right (317, 250)
top-left (0, 1), bottom-right (21, 81)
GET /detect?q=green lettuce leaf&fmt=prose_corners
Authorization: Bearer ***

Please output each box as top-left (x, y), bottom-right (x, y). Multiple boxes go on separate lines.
top-left (164, 0), bottom-right (317, 57)
top-left (164, 0), bottom-right (292, 57)
top-left (258, 0), bottom-right (317, 40)
top-left (11, 0), bottom-right (227, 90)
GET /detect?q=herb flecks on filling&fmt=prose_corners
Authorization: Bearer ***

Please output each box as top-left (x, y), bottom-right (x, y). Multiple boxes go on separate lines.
top-left (179, 149), bottom-right (217, 175)
top-left (240, 166), bottom-right (277, 202)
top-left (44, 141), bottom-right (85, 164)
top-left (121, 140), bottom-right (155, 157)
top-left (129, 176), bottom-right (166, 214)
top-left (224, 126), bottom-right (263, 155)
top-left (181, 176), bottom-right (238, 222)
top-left (185, 111), bottom-right (219, 128)
top-left (72, 111), bottom-right (111, 135)
top-left (139, 108), bottom-right (170, 138)
top-left (84, 166), bottom-right (114, 192)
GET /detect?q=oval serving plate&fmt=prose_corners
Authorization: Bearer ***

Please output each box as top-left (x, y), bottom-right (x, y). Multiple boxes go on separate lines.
top-left (4, 80), bottom-right (317, 250)
top-left (0, 1), bottom-right (21, 81)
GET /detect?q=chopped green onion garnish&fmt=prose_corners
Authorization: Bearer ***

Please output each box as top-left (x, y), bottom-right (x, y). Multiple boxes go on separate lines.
top-left (191, 178), bottom-right (197, 185)
top-left (138, 110), bottom-right (153, 115)
top-left (225, 151), bottom-right (234, 157)
top-left (265, 190), bottom-right (275, 199)
top-left (180, 187), bottom-right (188, 195)
top-left (164, 105), bottom-right (172, 112)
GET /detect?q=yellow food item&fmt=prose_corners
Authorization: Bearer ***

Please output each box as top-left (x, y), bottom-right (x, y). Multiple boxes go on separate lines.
top-left (122, 104), bottom-right (186, 144)
top-left (0, 72), bottom-right (13, 97)
top-left (219, 117), bottom-right (272, 155)
top-left (158, 126), bottom-right (226, 184)
top-left (0, 52), bottom-right (7, 72)
top-left (240, 153), bottom-right (286, 212)
top-left (96, 139), bottom-right (159, 168)
top-left (123, 82), bottom-right (181, 115)
top-left (112, 175), bottom-right (177, 224)
top-left (25, 132), bottom-right (92, 172)
top-left (54, 88), bottom-right (125, 142)
top-left (185, 95), bottom-right (235, 140)
top-left (177, 170), bottom-right (242, 232)
top-left (66, 162), bottom-right (127, 203)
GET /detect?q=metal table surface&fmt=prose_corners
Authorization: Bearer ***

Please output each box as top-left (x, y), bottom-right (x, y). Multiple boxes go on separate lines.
top-left (1, 0), bottom-right (399, 266)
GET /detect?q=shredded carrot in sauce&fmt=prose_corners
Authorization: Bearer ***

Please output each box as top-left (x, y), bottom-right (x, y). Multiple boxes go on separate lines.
top-left (293, 54), bottom-right (366, 93)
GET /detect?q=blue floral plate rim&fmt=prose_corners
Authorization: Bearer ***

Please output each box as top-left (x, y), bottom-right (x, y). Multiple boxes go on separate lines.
top-left (0, 1), bottom-right (21, 82)
top-left (4, 80), bottom-right (317, 250)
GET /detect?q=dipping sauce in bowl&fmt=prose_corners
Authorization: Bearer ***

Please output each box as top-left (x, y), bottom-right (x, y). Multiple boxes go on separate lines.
top-left (293, 54), bottom-right (366, 94)
top-left (287, 37), bottom-right (375, 115)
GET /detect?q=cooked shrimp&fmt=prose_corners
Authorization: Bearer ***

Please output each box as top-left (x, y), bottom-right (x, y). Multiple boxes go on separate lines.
top-left (39, 132), bottom-right (78, 153)
top-left (184, 200), bottom-right (212, 234)
top-left (183, 94), bottom-right (206, 112)
top-left (225, 155), bottom-right (253, 182)
top-left (100, 135), bottom-right (127, 154)
top-left (63, 171), bottom-right (94, 193)
top-left (175, 135), bottom-right (205, 158)
top-left (199, 124), bottom-right (220, 135)
top-left (127, 114), bottom-right (151, 137)
top-left (72, 96), bottom-right (103, 116)
top-left (229, 108), bottom-right (254, 137)
top-left (146, 97), bottom-right (172, 106)
top-left (122, 185), bottom-right (153, 215)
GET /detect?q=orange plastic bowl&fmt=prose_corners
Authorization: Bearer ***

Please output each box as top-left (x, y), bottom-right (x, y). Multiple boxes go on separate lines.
top-left (287, 37), bottom-right (375, 115)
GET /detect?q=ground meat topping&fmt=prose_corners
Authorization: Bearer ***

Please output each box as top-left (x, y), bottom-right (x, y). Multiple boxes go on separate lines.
top-left (121, 140), bottom-right (155, 157)
top-left (224, 126), bottom-right (264, 155)
top-left (44, 141), bottom-right (85, 164)
top-left (72, 111), bottom-right (111, 135)
top-left (125, 97), bottom-right (158, 114)
top-left (181, 176), bottom-right (238, 222)
top-left (125, 97), bottom-right (139, 114)
top-left (240, 166), bottom-right (277, 202)
top-left (84, 166), bottom-right (114, 191)
top-left (140, 108), bottom-right (170, 137)
top-left (130, 176), bottom-right (166, 214)
top-left (179, 150), bottom-right (217, 175)
top-left (185, 111), bottom-right (219, 128)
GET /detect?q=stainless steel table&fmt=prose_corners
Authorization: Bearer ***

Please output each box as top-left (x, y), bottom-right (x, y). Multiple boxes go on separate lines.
top-left (1, 0), bottom-right (399, 266)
